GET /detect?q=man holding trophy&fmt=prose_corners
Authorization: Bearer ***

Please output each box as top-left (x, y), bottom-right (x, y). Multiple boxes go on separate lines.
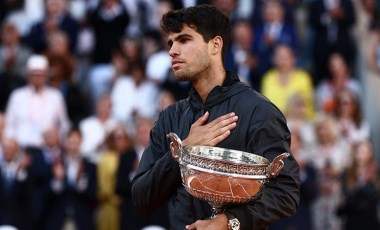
top-left (131, 4), bottom-right (300, 230)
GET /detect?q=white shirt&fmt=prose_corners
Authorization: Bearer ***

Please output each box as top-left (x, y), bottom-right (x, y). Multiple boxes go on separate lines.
top-left (5, 86), bottom-right (70, 147)
top-left (79, 116), bottom-right (118, 156)
top-left (308, 140), bottom-right (350, 174)
top-left (338, 119), bottom-right (370, 144)
top-left (52, 156), bottom-right (88, 193)
top-left (1, 160), bottom-right (27, 183)
top-left (146, 51), bottom-right (172, 84)
top-left (66, 156), bottom-right (81, 187)
top-left (111, 76), bottom-right (159, 123)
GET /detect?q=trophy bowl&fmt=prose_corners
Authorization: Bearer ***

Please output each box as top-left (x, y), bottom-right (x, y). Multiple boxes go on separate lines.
top-left (167, 132), bottom-right (290, 216)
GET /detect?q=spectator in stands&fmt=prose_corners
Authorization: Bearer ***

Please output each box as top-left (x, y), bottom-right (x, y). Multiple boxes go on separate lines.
top-left (308, 114), bottom-right (350, 230)
top-left (270, 129), bottom-right (318, 230)
top-left (88, 48), bottom-right (128, 105)
top-left (97, 124), bottom-right (131, 230)
top-left (337, 140), bottom-right (380, 230)
top-left (26, 0), bottom-right (79, 53)
top-left (0, 20), bottom-right (32, 83)
top-left (88, 0), bottom-right (130, 64)
top-left (252, 0), bottom-right (298, 85)
top-left (225, 18), bottom-right (259, 89)
top-left (333, 89), bottom-right (370, 145)
top-left (120, 35), bottom-right (143, 66)
top-left (44, 30), bottom-right (75, 79)
top-left (80, 94), bottom-right (118, 164)
top-left (315, 52), bottom-right (362, 114)
top-left (251, 0), bottom-right (297, 26)
top-left (307, 0), bottom-right (356, 85)
top-left (111, 61), bottom-right (159, 126)
top-left (4, 54), bottom-right (70, 148)
top-left (46, 128), bottom-right (97, 230)
top-left (284, 93), bottom-right (316, 146)
top-left (46, 31), bottom-right (90, 126)
top-left (261, 44), bottom-right (315, 120)
top-left (25, 126), bottom-right (62, 229)
top-left (0, 20), bottom-right (32, 111)
top-left (0, 138), bottom-right (33, 229)
top-left (116, 117), bottom-right (170, 230)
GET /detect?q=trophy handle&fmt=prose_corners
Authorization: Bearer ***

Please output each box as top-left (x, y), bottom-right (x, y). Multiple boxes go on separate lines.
top-left (266, 152), bottom-right (290, 179)
top-left (167, 132), bottom-right (183, 160)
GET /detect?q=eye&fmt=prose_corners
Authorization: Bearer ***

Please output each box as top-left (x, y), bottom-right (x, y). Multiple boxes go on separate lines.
top-left (179, 38), bottom-right (190, 43)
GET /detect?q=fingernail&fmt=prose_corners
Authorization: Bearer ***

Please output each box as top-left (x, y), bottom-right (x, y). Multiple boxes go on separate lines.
top-left (230, 112), bottom-right (235, 116)
top-left (233, 116), bottom-right (238, 121)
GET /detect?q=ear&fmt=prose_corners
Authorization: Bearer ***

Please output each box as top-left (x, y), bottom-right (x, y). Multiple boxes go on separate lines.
top-left (210, 36), bottom-right (223, 56)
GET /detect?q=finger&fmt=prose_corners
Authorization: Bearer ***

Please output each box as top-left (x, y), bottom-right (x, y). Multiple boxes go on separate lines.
top-left (208, 116), bottom-right (238, 133)
top-left (212, 121), bottom-right (237, 138)
top-left (203, 121), bottom-right (236, 144)
top-left (207, 112), bottom-right (237, 128)
top-left (192, 111), bottom-right (209, 127)
top-left (185, 224), bottom-right (196, 230)
top-left (209, 129), bottom-right (233, 146)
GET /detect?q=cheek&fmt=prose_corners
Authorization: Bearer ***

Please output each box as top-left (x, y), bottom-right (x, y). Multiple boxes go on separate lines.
top-left (192, 48), bottom-right (210, 65)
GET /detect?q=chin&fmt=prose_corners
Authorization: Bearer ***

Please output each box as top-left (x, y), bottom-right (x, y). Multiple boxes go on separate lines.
top-left (174, 72), bottom-right (191, 81)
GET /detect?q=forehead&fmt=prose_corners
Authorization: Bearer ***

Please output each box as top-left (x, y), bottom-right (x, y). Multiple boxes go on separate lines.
top-left (167, 24), bottom-right (201, 41)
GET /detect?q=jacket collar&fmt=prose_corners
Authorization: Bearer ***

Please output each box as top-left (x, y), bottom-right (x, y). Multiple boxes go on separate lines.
top-left (188, 71), bottom-right (249, 112)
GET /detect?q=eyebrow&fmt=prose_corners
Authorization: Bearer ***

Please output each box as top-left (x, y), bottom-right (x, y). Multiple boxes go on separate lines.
top-left (167, 33), bottom-right (193, 47)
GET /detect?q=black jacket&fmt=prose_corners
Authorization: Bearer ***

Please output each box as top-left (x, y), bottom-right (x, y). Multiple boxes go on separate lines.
top-left (132, 72), bottom-right (300, 230)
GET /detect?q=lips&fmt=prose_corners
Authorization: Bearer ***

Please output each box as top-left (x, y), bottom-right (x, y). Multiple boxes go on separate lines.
top-left (172, 60), bottom-right (183, 69)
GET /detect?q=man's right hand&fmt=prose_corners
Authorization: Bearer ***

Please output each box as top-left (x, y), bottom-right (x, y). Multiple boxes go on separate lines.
top-left (182, 111), bottom-right (238, 147)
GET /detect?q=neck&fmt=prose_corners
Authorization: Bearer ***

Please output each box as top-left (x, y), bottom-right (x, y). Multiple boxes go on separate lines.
top-left (32, 85), bottom-right (44, 93)
top-left (5, 42), bottom-right (17, 48)
top-left (98, 113), bottom-right (109, 123)
top-left (278, 69), bottom-right (292, 85)
top-left (192, 65), bottom-right (226, 103)
top-left (4, 159), bottom-right (14, 164)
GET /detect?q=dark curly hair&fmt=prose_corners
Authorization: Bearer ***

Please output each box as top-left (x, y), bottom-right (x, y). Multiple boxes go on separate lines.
top-left (160, 4), bottom-right (232, 62)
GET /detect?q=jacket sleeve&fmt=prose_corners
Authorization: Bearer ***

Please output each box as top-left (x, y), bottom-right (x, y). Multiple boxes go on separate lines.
top-left (227, 112), bottom-right (300, 230)
top-left (131, 111), bottom-right (182, 214)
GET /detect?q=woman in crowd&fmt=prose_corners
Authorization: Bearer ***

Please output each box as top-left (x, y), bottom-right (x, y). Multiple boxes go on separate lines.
top-left (96, 124), bottom-right (132, 230)
top-left (261, 44), bottom-right (315, 120)
top-left (315, 52), bottom-right (362, 114)
top-left (337, 140), bottom-right (380, 230)
top-left (308, 114), bottom-right (351, 230)
top-left (284, 93), bottom-right (315, 146)
top-left (332, 89), bottom-right (370, 145)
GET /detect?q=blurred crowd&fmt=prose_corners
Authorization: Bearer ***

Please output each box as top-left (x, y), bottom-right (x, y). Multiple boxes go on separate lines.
top-left (0, 0), bottom-right (379, 230)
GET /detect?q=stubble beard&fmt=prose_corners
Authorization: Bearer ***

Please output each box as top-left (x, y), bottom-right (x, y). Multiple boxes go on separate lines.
top-left (174, 52), bottom-right (210, 82)
top-left (174, 68), bottom-right (190, 81)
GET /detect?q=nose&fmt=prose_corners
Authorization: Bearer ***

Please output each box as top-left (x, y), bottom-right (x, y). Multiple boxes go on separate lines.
top-left (168, 44), bottom-right (179, 57)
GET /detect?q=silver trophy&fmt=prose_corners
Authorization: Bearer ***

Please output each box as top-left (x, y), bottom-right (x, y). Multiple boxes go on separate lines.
top-left (167, 132), bottom-right (290, 217)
